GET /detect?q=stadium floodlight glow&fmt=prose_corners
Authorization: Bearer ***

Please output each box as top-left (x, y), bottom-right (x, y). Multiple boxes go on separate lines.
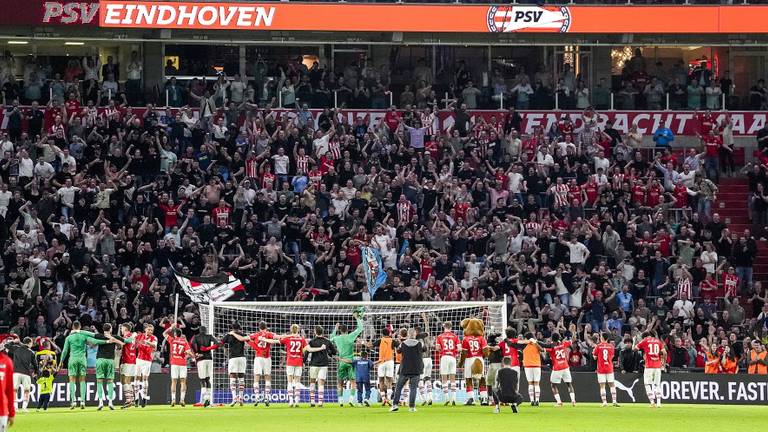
top-left (64, 41), bottom-right (85, 46)
top-left (7, 41), bottom-right (29, 45)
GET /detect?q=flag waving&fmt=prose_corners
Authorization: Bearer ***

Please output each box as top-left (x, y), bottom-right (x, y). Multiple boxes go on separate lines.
top-left (361, 246), bottom-right (388, 298)
top-left (173, 271), bottom-right (245, 303)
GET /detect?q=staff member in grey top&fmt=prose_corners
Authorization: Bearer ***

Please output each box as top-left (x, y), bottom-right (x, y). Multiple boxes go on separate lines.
top-left (389, 329), bottom-right (423, 413)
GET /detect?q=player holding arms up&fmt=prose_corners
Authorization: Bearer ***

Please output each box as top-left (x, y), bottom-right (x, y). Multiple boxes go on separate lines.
top-left (593, 332), bottom-right (618, 407)
top-left (190, 326), bottom-right (218, 407)
top-left (635, 331), bottom-right (666, 408)
top-left (435, 321), bottom-right (460, 405)
top-left (229, 321), bottom-right (277, 406)
top-left (547, 333), bottom-right (576, 407)
top-left (222, 323), bottom-right (248, 406)
top-left (307, 325), bottom-right (336, 407)
top-left (164, 325), bottom-right (194, 407)
top-left (330, 312), bottom-right (365, 407)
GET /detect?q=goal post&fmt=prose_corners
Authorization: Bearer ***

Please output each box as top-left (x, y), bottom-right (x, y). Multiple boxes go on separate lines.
top-left (198, 300), bottom-right (507, 405)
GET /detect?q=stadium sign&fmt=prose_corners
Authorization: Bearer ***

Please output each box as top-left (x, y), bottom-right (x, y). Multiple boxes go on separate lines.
top-left (1, 107), bottom-right (766, 137)
top-left (98, 2), bottom-right (768, 34)
top-left (0, 0), bottom-right (99, 26)
top-left (23, 371), bottom-right (768, 406)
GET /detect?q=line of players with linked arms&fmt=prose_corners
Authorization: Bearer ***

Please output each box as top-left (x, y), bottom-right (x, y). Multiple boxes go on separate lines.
top-left (0, 311), bottom-right (670, 418)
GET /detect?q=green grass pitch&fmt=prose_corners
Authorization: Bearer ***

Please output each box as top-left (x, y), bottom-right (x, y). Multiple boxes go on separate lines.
top-left (11, 403), bottom-right (768, 432)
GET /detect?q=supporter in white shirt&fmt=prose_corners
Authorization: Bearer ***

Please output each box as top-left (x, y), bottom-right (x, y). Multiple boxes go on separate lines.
top-left (593, 151), bottom-right (610, 173)
top-left (0, 183), bottom-right (11, 217)
top-left (562, 236), bottom-right (590, 265)
top-left (56, 179), bottom-right (81, 211)
top-left (271, 148), bottom-right (290, 176)
top-left (33, 158), bottom-right (55, 180)
top-left (17, 152), bottom-right (34, 179)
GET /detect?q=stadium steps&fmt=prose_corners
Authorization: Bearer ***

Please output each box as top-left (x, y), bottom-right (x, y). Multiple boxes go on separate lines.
top-left (714, 176), bottom-right (768, 306)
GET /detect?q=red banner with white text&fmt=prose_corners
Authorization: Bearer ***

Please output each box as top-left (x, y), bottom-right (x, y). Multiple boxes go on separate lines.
top-left (1, 108), bottom-right (765, 136)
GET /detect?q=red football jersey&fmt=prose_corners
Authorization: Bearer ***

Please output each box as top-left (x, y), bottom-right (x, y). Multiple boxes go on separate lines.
top-left (593, 342), bottom-right (615, 374)
top-left (280, 335), bottom-right (307, 367)
top-left (121, 333), bottom-right (138, 365)
top-left (636, 337), bottom-right (664, 369)
top-left (136, 333), bottom-right (158, 362)
top-left (0, 353), bottom-right (15, 419)
top-left (168, 336), bottom-right (191, 367)
top-left (499, 338), bottom-right (520, 367)
top-left (461, 335), bottom-right (487, 358)
top-left (249, 330), bottom-right (275, 359)
top-left (547, 341), bottom-right (571, 371)
top-left (435, 332), bottom-right (460, 358)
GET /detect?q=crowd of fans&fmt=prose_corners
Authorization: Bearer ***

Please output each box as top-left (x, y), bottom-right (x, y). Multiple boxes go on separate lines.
top-left (4, 48), bottom-right (768, 112)
top-left (1, 47), bottom-right (768, 375)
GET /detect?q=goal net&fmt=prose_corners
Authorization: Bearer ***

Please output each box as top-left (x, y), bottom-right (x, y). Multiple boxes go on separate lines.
top-left (198, 301), bottom-right (506, 405)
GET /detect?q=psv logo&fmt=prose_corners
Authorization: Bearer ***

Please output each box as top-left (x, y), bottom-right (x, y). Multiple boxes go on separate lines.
top-left (486, 5), bottom-right (571, 33)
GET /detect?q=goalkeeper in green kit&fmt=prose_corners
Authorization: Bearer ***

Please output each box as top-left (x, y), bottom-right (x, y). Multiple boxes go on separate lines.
top-left (331, 310), bottom-right (365, 406)
top-left (59, 321), bottom-right (116, 409)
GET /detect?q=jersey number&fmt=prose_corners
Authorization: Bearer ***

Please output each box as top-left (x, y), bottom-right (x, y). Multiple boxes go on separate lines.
top-left (289, 341), bottom-right (303, 354)
top-left (257, 339), bottom-right (268, 349)
top-left (442, 340), bottom-right (455, 351)
top-left (468, 340), bottom-right (480, 352)
top-left (173, 344), bottom-right (186, 355)
top-left (601, 349), bottom-right (610, 362)
top-left (555, 350), bottom-right (567, 360)
top-left (648, 344), bottom-right (660, 356)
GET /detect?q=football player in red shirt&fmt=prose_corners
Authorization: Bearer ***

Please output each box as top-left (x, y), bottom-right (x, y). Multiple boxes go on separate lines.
top-left (230, 321), bottom-right (279, 406)
top-left (135, 323), bottom-right (158, 407)
top-left (119, 323), bottom-right (138, 408)
top-left (547, 333), bottom-right (575, 407)
top-left (435, 321), bottom-right (461, 406)
top-left (0, 348), bottom-right (15, 430)
top-left (593, 332), bottom-right (618, 407)
top-left (275, 324), bottom-right (327, 407)
top-left (635, 331), bottom-right (666, 408)
top-left (460, 327), bottom-right (489, 406)
top-left (164, 325), bottom-right (194, 407)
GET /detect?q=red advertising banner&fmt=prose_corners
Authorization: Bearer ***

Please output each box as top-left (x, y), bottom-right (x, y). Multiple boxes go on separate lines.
top-left (1, 107), bottom-right (764, 136)
top-left (0, 0), bottom-right (99, 26)
top-left (98, 2), bottom-right (768, 34)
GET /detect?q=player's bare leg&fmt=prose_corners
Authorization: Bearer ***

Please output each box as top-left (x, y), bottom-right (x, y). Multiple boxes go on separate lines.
top-left (228, 372), bottom-right (238, 407)
top-left (121, 374), bottom-right (134, 409)
top-left (179, 378), bottom-right (187, 407)
top-left (253, 374), bottom-right (261, 406)
top-left (264, 376), bottom-right (272, 406)
top-left (566, 383), bottom-right (576, 406)
top-left (552, 383), bottom-right (563, 407)
top-left (317, 378), bottom-right (325, 407)
top-left (171, 378), bottom-right (178, 407)
top-left (309, 378), bottom-right (317, 407)
top-left (599, 383), bottom-right (608, 407)
top-left (644, 382), bottom-right (656, 407)
top-left (449, 375), bottom-right (456, 405)
top-left (238, 373), bottom-right (245, 405)
top-left (141, 372), bottom-right (150, 407)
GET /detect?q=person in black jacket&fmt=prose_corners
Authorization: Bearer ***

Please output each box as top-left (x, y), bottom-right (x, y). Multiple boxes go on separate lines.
top-left (619, 338), bottom-right (642, 373)
top-left (6, 336), bottom-right (37, 412)
top-left (389, 329), bottom-right (423, 413)
top-left (492, 357), bottom-right (524, 414)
